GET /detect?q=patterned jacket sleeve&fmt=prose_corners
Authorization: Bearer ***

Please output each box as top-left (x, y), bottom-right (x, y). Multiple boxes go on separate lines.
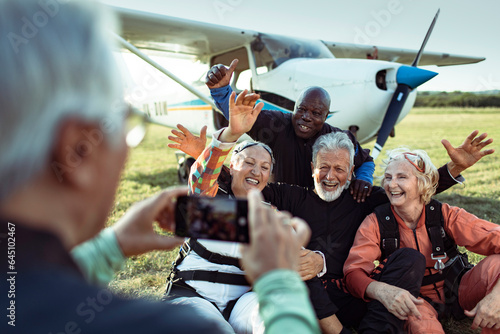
top-left (188, 128), bottom-right (235, 196)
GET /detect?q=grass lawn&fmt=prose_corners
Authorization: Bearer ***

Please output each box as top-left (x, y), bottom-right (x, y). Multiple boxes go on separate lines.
top-left (107, 107), bottom-right (500, 333)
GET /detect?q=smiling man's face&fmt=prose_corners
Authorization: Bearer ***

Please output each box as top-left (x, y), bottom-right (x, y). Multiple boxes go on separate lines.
top-left (312, 148), bottom-right (353, 202)
top-left (292, 88), bottom-right (330, 139)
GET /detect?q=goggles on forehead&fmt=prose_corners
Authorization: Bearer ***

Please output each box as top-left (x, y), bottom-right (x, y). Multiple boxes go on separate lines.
top-left (233, 141), bottom-right (275, 165)
top-left (400, 152), bottom-right (425, 173)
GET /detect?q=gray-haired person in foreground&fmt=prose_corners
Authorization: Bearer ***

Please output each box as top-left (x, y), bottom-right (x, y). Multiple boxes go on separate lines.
top-left (0, 1), bottom-right (319, 333)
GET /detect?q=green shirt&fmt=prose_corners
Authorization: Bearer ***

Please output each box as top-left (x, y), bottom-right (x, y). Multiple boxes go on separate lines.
top-left (255, 269), bottom-right (320, 334)
top-left (71, 228), bottom-right (125, 286)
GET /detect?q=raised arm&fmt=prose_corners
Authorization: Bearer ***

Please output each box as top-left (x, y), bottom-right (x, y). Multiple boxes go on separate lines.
top-left (442, 130), bottom-right (494, 177)
top-left (167, 124), bottom-right (207, 159)
top-left (188, 132), bottom-right (234, 197)
top-left (205, 59), bottom-right (238, 89)
top-left (219, 90), bottom-right (264, 142)
top-left (189, 90), bottom-right (264, 196)
top-left (206, 59), bottom-right (239, 118)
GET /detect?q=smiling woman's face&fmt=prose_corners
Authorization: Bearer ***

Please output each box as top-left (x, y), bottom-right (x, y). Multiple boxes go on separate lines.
top-left (383, 160), bottom-right (422, 210)
top-left (230, 146), bottom-right (272, 198)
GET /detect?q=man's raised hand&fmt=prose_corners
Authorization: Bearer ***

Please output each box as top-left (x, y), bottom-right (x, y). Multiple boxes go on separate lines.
top-left (205, 59), bottom-right (238, 89)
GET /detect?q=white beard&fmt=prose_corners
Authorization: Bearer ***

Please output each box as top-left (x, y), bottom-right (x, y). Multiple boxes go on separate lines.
top-left (314, 179), bottom-right (348, 202)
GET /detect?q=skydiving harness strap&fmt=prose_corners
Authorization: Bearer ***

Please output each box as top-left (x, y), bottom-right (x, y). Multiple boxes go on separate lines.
top-left (174, 270), bottom-right (249, 285)
top-left (165, 238), bottom-right (249, 296)
top-left (188, 238), bottom-right (243, 269)
top-left (374, 199), bottom-right (473, 319)
top-left (375, 199), bottom-right (458, 280)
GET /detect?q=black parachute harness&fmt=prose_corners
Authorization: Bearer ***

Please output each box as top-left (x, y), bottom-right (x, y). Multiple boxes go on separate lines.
top-left (375, 199), bottom-right (473, 320)
top-left (164, 238), bottom-right (249, 320)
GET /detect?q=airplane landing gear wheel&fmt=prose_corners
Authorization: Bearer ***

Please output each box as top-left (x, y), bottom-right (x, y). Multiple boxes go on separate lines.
top-left (177, 155), bottom-right (195, 184)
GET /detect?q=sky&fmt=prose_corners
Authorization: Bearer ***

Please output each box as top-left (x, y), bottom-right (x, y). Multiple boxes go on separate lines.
top-left (102, 0), bottom-right (500, 92)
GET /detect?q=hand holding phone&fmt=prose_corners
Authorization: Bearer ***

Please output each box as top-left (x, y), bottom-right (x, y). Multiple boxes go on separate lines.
top-left (112, 187), bottom-right (187, 257)
top-left (175, 195), bottom-right (249, 243)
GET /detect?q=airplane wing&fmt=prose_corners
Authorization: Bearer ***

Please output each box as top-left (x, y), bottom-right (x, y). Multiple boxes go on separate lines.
top-left (114, 7), bottom-right (257, 58)
top-left (322, 41), bottom-right (485, 66)
top-left (114, 6), bottom-right (484, 67)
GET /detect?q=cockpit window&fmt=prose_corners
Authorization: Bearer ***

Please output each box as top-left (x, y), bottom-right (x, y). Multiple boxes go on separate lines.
top-left (251, 34), bottom-right (333, 73)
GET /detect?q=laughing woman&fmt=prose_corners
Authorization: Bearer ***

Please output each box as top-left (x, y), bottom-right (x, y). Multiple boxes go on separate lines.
top-left (343, 148), bottom-right (500, 334)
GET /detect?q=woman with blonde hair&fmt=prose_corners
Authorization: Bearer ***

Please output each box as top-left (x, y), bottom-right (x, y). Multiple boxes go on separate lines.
top-left (343, 147), bottom-right (500, 333)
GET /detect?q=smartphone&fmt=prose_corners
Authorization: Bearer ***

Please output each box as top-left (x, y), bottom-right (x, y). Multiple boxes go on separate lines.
top-left (175, 195), bottom-right (249, 243)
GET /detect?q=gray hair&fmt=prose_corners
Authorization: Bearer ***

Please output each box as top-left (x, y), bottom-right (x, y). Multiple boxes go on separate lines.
top-left (312, 132), bottom-right (354, 169)
top-left (0, 0), bottom-right (123, 200)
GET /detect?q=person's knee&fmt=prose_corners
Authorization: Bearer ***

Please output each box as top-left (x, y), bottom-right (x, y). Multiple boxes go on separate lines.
top-left (381, 248), bottom-right (425, 294)
top-left (483, 254), bottom-right (500, 271)
top-left (390, 248), bottom-right (426, 273)
top-left (475, 254), bottom-right (500, 289)
top-left (229, 292), bottom-right (261, 334)
top-left (169, 297), bottom-right (235, 333)
top-left (171, 297), bottom-right (220, 317)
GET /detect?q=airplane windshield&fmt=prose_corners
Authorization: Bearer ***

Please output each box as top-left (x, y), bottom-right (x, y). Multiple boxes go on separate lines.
top-left (251, 34), bottom-right (333, 72)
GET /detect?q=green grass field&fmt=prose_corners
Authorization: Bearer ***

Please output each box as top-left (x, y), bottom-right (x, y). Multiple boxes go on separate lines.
top-left (108, 107), bottom-right (500, 333)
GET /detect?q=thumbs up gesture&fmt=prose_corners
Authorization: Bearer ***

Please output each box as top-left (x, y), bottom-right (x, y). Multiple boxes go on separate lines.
top-left (205, 58), bottom-right (239, 89)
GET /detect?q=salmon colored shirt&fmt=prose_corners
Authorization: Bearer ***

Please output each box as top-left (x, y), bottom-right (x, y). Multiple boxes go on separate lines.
top-left (343, 203), bottom-right (500, 303)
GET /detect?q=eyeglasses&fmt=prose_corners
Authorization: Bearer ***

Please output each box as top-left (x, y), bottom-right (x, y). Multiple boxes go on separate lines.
top-left (124, 106), bottom-right (150, 148)
top-left (402, 152), bottom-right (425, 173)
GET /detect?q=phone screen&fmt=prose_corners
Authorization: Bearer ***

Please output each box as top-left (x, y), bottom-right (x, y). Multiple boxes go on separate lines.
top-left (175, 196), bottom-right (249, 243)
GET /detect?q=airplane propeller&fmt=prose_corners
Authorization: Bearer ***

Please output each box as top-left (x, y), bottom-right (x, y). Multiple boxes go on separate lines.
top-left (371, 9), bottom-right (440, 159)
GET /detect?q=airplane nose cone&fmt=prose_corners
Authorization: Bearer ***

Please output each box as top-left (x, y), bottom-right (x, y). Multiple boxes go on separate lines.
top-left (396, 65), bottom-right (438, 89)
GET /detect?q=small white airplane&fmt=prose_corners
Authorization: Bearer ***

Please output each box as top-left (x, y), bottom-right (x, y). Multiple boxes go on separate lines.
top-left (112, 6), bottom-right (484, 165)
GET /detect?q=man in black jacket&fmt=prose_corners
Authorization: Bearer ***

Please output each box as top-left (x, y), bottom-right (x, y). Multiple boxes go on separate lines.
top-left (206, 59), bottom-right (375, 202)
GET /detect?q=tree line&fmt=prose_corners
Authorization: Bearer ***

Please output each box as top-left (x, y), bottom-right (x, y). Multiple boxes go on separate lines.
top-left (415, 91), bottom-right (500, 108)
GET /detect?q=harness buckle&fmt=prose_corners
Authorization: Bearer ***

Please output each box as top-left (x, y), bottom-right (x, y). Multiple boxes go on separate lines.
top-left (382, 238), bottom-right (398, 250)
top-left (180, 241), bottom-right (191, 258)
top-left (431, 252), bottom-right (447, 273)
top-left (165, 271), bottom-right (180, 297)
